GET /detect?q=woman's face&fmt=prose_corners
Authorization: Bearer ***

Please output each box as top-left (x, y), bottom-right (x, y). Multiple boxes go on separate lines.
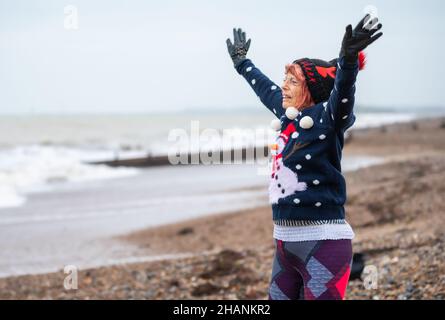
top-left (281, 72), bottom-right (304, 109)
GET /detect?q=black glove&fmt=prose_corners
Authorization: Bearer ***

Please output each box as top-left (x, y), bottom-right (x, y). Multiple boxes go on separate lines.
top-left (226, 27), bottom-right (251, 68)
top-left (340, 14), bottom-right (383, 65)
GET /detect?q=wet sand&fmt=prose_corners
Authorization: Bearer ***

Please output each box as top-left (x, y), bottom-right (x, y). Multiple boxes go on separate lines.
top-left (1, 117), bottom-right (444, 299)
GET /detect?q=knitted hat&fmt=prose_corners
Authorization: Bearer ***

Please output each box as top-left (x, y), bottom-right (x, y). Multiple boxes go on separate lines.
top-left (293, 52), bottom-right (366, 104)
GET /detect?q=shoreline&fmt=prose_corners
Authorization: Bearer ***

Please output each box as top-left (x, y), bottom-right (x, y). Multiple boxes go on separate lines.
top-left (1, 116), bottom-right (444, 299)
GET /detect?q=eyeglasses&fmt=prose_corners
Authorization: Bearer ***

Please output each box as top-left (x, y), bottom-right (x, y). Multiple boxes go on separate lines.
top-left (282, 76), bottom-right (300, 86)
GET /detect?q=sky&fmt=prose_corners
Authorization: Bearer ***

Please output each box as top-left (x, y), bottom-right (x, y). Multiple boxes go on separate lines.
top-left (0, 0), bottom-right (444, 114)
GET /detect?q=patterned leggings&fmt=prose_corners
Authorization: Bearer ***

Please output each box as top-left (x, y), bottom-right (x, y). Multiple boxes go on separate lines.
top-left (268, 238), bottom-right (353, 300)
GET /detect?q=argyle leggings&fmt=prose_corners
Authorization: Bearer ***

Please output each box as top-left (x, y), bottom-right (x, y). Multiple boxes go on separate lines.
top-left (268, 238), bottom-right (353, 300)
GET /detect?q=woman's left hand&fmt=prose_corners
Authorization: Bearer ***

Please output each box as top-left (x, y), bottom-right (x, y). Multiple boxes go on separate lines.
top-left (340, 14), bottom-right (383, 64)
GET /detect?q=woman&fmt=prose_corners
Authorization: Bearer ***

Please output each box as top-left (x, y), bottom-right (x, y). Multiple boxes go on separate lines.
top-left (226, 14), bottom-right (383, 300)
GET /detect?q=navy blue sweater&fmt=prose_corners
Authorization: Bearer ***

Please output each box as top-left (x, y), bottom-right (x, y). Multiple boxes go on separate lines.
top-left (235, 57), bottom-right (359, 226)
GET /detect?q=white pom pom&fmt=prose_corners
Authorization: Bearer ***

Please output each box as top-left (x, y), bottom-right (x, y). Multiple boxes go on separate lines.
top-left (270, 119), bottom-right (281, 131)
top-left (285, 107), bottom-right (298, 120)
top-left (299, 116), bottom-right (314, 129)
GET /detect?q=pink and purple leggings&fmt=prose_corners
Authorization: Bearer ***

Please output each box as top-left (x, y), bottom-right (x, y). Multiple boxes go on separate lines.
top-left (268, 238), bottom-right (353, 300)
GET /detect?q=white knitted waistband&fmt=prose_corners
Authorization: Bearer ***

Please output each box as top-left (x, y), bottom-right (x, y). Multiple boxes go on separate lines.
top-left (273, 222), bottom-right (355, 242)
top-left (273, 219), bottom-right (346, 227)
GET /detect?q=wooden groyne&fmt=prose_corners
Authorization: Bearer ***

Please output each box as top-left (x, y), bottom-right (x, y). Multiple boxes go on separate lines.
top-left (88, 133), bottom-right (353, 168)
top-left (88, 145), bottom-right (270, 168)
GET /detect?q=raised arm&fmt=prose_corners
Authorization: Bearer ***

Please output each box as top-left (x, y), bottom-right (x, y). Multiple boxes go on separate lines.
top-left (227, 28), bottom-right (285, 118)
top-left (326, 56), bottom-right (359, 132)
top-left (327, 14), bottom-right (383, 131)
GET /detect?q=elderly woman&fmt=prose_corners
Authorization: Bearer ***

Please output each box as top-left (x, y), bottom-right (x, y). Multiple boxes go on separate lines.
top-left (226, 14), bottom-right (383, 300)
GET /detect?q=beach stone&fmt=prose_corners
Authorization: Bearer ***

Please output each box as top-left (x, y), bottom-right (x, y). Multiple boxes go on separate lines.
top-left (177, 227), bottom-right (194, 236)
top-left (191, 282), bottom-right (220, 297)
top-left (199, 249), bottom-right (244, 279)
top-left (169, 279), bottom-right (180, 287)
top-left (132, 270), bottom-right (147, 283)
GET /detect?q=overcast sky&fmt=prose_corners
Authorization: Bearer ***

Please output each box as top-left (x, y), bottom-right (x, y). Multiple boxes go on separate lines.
top-left (0, 0), bottom-right (444, 114)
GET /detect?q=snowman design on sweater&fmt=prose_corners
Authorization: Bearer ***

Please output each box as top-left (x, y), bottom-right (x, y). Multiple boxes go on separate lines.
top-left (269, 121), bottom-right (308, 204)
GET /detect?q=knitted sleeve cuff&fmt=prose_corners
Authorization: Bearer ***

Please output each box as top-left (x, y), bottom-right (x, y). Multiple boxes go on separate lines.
top-left (235, 58), bottom-right (250, 74)
top-left (338, 56), bottom-right (359, 71)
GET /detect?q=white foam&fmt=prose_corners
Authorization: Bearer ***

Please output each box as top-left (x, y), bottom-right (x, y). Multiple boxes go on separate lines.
top-left (0, 186), bottom-right (25, 208)
top-left (0, 145), bottom-right (139, 209)
top-left (353, 112), bottom-right (416, 129)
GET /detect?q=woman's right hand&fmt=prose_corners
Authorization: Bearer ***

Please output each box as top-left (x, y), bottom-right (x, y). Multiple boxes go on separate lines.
top-left (226, 27), bottom-right (251, 67)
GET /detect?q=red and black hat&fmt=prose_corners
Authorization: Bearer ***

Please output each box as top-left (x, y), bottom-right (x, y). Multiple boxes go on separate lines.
top-left (293, 52), bottom-right (366, 104)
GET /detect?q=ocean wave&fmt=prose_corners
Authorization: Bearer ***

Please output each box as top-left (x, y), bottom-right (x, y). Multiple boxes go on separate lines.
top-left (0, 145), bottom-right (139, 209)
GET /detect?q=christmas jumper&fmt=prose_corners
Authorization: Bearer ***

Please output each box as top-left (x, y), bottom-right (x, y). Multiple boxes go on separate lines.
top-left (235, 56), bottom-right (359, 231)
